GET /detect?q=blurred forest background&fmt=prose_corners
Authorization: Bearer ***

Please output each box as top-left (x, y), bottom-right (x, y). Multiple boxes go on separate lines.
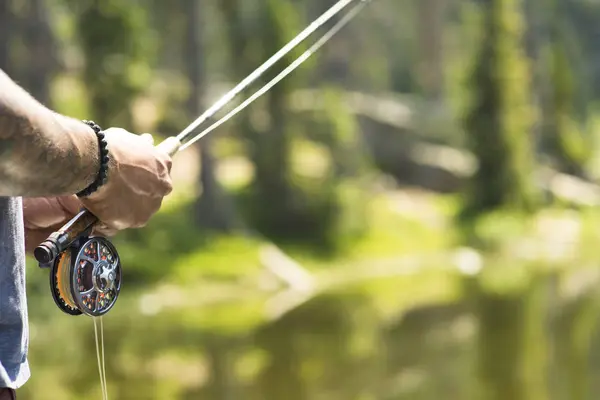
top-left (5, 0), bottom-right (600, 399)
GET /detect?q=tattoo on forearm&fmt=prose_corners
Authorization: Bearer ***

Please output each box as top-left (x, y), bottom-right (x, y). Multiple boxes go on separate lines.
top-left (0, 70), bottom-right (99, 197)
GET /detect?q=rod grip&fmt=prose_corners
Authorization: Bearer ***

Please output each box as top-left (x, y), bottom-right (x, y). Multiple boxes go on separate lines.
top-left (156, 136), bottom-right (182, 157)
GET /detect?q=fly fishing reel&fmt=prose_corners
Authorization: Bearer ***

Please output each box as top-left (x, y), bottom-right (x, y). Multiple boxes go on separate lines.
top-left (35, 210), bottom-right (122, 317)
top-left (50, 236), bottom-right (121, 316)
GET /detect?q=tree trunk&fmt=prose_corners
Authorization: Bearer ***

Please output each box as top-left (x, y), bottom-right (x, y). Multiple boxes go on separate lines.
top-left (524, 0), bottom-right (549, 171)
top-left (0, 0), bottom-right (56, 104)
top-left (185, 0), bottom-right (239, 232)
top-left (541, 0), bottom-right (590, 178)
top-left (0, 1), bottom-right (12, 72)
top-left (219, 0), bottom-right (301, 239)
top-left (416, 0), bottom-right (447, 102)
top-left (196, 138), bottom-right (241, 231)
top-left (21, 0), bottom-right (57, 105)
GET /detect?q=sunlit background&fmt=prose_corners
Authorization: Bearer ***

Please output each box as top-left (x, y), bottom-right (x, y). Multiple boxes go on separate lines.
top-left (4, 0), bottom-right (600, 399)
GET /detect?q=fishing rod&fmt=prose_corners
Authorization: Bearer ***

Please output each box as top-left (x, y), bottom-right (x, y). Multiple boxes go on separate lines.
top-left (33, 0), bottom-right (372, 318)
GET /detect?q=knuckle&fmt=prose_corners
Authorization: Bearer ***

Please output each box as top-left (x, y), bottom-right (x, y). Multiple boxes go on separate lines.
top-left (163, 178), bottom-right (174, 196)
top-left (155, 160), bottom-right (174, 196)
top-left (164, 157), bottom-right (173, 172)
top-left (101, 228), bottom-right (118, 238)
top-left (154, 155), bottom-right (169, 174)
top-left (133, 213), bottom-right (149, 229)
top-left (162, 158), bottom-right (174, 176)
top-left (152, 200), bottom-right (162, 214)
top-left (135, 220), bottom-right (148, 229)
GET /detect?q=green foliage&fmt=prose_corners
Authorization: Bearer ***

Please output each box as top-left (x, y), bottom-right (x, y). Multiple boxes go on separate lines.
top-left (462, 0), bottom-right (537, 217)
top-left (111, 198), bottom-right (261, 286)
top-left (170, 235), bottom-right (263, 282)
top-left (68, 0), bottom-right (156, 126)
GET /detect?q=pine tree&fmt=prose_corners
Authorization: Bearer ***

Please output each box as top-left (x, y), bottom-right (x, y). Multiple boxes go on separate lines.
top-left (462, 0), bottom-right (537, 216)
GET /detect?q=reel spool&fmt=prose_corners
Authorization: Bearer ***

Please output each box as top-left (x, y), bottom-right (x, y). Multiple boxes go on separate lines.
top-left (49, 236), bottom-right (121, 317)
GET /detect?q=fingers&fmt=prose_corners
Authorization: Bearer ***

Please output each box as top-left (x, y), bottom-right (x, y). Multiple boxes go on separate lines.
top-left (22, 198), bottom-right (55, 229)
top-left (56, 195), bottom-right (84, 215)
top-left (92, 223), bottom-right (118, 238)
top-left (23, 197), bottom-right (80, 230)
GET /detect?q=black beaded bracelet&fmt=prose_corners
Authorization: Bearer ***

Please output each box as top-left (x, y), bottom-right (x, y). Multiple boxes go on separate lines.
top-left (77, 120), bottom-right (110, 198)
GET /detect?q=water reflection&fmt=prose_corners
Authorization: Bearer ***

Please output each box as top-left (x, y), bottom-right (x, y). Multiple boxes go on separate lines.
top-left (186, 273), bottom-right (600, 400)
top-left (22, 271), bottom-right (600, 400)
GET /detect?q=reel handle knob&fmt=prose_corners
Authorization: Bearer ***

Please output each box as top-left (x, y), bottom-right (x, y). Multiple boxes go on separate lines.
top-left (34, 241), bottom-right (57, 265)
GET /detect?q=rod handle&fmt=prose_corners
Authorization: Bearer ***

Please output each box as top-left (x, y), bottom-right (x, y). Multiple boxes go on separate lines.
top-left (156, 136), bottom-right (181, 157)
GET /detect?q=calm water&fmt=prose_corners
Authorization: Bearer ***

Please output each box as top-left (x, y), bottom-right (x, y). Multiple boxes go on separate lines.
top-left (21, 271), bottom-right (600, 400)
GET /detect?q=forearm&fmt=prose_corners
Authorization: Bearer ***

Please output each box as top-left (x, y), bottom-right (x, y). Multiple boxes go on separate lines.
top-left (0, 69), bottom-right (99, 197)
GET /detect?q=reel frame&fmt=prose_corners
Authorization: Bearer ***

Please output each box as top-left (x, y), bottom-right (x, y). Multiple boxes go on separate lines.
top-left (47, 235), bottom-right (122, 317)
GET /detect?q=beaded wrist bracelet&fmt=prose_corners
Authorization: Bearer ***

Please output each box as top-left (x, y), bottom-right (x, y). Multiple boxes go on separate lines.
top-left (76, 120), bottom-right (110, 198)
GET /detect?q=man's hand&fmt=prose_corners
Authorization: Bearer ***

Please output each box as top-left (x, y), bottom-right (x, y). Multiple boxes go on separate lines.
top-left (22, 127), bottom-right (173, 252)
top-left (22, 196), bottom-right (82, 253)
top-left (0, 70), bottom-right (173, 238)
top-left (78, 128), bottom-right (173, 234)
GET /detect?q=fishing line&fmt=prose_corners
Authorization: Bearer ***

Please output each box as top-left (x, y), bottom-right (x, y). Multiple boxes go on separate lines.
top-left (101, 316), bottom-right (107, 400)
top-left (179, 0), bottom-right (370, 151)
top-left (175, 0), bottom-right (363, 145)
top-left (93, 317), bottom-right (108, 400)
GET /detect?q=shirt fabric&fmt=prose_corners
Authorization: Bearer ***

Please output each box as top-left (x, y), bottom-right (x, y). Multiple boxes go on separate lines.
top-left (0, 197), bottom-right (30, 389)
